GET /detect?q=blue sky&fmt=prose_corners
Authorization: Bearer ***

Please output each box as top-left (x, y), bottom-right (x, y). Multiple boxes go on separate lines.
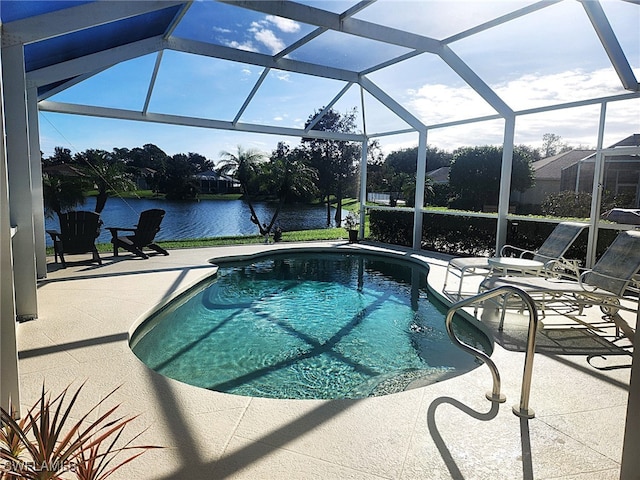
top-left (38, 0), bottom-right (639, 163)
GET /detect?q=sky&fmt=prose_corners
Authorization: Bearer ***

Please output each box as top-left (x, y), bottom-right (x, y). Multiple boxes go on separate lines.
top-left (37, 0), bottom-right (640, 164)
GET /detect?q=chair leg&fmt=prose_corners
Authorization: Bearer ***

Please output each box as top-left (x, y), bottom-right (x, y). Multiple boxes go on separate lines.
top-left (132, 247), bottom-right (149, 259)
top-left (59, 251), bottom-right (67, 269)
top-left (92, 249), bottom-right (102, 265)
top-left (148, 243), bottom-right (169, 256)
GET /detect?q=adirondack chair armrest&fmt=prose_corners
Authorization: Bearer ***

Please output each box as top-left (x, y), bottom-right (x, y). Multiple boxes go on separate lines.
top-left (46, 229), bottom-right (61, 241)
top-left (107, 227), bottom-right (136, 238)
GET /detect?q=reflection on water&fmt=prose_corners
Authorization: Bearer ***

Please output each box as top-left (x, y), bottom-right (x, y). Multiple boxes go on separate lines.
top-left (44, 197), bottom-right (339, 246)
top-left (131, 252), bottom-right (491, 399)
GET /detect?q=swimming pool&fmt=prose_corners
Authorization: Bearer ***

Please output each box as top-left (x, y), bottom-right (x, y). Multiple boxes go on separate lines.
top-left (130, 251), bottom-right (492, 399)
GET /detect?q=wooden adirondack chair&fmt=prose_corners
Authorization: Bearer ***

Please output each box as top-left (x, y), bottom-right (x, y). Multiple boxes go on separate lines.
top-left (107, 208), bottom-right (169, 259)
top-left (47, 210), bottom-right (103, 268)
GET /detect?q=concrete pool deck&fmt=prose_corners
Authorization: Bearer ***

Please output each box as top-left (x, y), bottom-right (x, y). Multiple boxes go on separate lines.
top-left (19, 241), bottom-right (635, 479)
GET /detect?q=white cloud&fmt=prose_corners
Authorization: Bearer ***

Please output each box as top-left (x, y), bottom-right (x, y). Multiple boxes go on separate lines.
top-left (493, 68), bottom-right (628, 109)
top-left (406, 83), bottom-right (495, 125)
top-left (399, 67), bottom-right (640, 151)
top-left (212, 26), bottom-right (232, 34)
top-left (225, 40), bottom-right (258, 53)
top-left (266, 15), bottom-right (300, 33)
top-left (253, 28), bottom-right (285, 54)
top-left (275, 72), bottom-right (291, 82)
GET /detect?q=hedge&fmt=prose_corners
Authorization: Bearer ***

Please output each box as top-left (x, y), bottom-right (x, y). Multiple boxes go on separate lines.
top-left (369, 209), bottom-right (619, 263)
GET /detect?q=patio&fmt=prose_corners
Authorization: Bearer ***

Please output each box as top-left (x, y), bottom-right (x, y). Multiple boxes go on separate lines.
top-left (19, 242), bottom-right (634, 479)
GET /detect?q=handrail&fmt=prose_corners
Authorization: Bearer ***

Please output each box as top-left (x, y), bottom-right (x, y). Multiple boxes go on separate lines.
top-left (445, 285), bottom-right (540, 419)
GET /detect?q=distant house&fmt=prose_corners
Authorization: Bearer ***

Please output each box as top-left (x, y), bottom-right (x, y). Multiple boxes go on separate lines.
top-left (560, 134), bottom-right (640, 207)
top-left (514, 134), bottom-right (640, 210)
top-left (513, 149), bottom-right (595, 207)
top-left (194, 170), bottom-right (239, 194)
top-left (426, 166), bottom-right (450, 184)
top-left (135, 167), bottom-right (156, 190)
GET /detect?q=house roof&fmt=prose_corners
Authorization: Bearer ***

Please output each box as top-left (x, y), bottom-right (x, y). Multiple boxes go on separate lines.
top-left (611, 133), bottom-right (640, 147)
top-left (194, 170), bottom-right (234, 182)
top-left (426, 167), bottom-right (450, 184)
top-left (532, 149), bottom-right (596, 180)
top-left (566, 134), bottom-right (640, 165)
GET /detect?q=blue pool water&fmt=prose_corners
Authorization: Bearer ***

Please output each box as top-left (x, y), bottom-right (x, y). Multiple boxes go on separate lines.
top-left (130, 252), bottom-right (491, 399)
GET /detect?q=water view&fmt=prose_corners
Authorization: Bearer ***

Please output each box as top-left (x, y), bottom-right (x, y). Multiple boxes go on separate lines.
top-left (44, 197), bottom-right (340, 246)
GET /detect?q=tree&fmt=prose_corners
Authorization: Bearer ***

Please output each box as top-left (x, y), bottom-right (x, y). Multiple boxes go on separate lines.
top-left (385, 145), bottom-right (452, 174)
top-left (186, 152), bottom-right (213, 173)
top-left (217, 146), bottom-right (270, 234)
top-left (41, 174), bottom-right (85, 218)
top-left (42, 146), bottom-right (73, 167)
top-left (217, 144), bottom-right (319, 237)
top-left (301, 107), bottom-right (360, 227)
top-left (448, 145), bottom-right (535, 211)
top-left (264, 142), bottom-right (319, 232)
top-left (541, 133), bottom-right (570, 158)
top-left (401, 176), bottom-right (435, 208)
top-left (74, 149), bottom-right (136, 213)
top-left (161, 154), bottom-right (199, 200)
top-left (368, 145), bottom-right (452, 201)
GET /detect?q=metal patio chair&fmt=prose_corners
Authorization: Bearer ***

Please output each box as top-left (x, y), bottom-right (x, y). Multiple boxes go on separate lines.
top-left (443, 222), bottom-right (587, 298)
top-left (481, 230), bottom-right (640, 342)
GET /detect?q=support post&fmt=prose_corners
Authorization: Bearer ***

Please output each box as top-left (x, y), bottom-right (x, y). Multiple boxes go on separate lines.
top-left (0, 45), bottom-right (21, 413)
top-left (496, 115), bottom-right (515, 252)
top-left (412, 130), bottom-right (427, 250)
top-left (27, 86), bottom-right (47, 279)
top-left (620, 311), bottom-right (640, 479)
top-left (1, 44), bottom-right (38, 321)
top-left (586, 102), bottom-right (607, 268)
top-left (359, 139), bottom-right (367, 240)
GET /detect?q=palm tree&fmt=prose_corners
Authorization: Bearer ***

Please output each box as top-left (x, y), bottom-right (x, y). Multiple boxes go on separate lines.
top-left (42, 174), bottom-right (86, 218)
top-left (217, 146), bottom-right (269, 234)
top-left (77, 150), bottom-right (136, 213)
top-left (217, 144), bottom-right (318, 237)
top-left (263, 148), bottom-right (318, 234)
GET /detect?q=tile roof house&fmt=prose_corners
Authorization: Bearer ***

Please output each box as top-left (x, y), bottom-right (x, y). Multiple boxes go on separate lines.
top-left (514, 134), bottom-right (640, 210)
top-left (561, 134), bottom-right (640, 207)
top-left (194, 170), bottom-right (239, 194)
top-left (426, 166), bottom-right (450, 184)
top-left (513, 149), bottom-right (596, 207)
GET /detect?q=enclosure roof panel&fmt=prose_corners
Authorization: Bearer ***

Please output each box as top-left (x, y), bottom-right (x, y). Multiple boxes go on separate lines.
top-left (1, 0), bottom-right (637, 153)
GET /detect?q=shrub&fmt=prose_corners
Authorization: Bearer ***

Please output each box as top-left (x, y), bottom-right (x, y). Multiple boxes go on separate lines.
top-left (0, 383), bottom-right (159, 480)
top-left (370, 209), bottom-right (620, 261)
top-left (541, 191), bottom-right (592, 217)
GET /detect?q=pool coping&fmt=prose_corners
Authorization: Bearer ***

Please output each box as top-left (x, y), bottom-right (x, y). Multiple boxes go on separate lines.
top-left (22, 240), bottom-right (633, 479)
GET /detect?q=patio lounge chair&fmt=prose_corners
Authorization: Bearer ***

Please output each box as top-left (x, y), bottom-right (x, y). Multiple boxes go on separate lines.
top-left (47, 210), bottom-right (102, 268)
top-left (443, 222), bottom-right (587, 298)
top-left (107, 209), bottom-right (169, 259)
top-left (481, 230), bottom-right (640, 342)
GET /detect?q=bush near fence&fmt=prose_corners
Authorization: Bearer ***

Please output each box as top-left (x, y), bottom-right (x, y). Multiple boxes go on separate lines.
top-left (369, 209), bottom-right (619, 263)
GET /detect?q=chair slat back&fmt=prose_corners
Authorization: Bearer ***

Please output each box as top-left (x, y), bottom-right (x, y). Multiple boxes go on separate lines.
top-left (58, 211), bottom-right (101, 253)
top-left (131, 209), bottom-right (165, 246)
top-left (584, 230), bottom-right (640, 296)
top-left (532, 222), bottom-right (586, 263)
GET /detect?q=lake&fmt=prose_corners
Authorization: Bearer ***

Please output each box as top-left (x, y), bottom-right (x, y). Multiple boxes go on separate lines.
top-left (44, 197), bottom-right (340, 246)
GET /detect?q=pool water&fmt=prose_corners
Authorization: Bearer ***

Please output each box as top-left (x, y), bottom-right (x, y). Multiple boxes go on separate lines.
top-left (131, 252), bottom-right (491, 399)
